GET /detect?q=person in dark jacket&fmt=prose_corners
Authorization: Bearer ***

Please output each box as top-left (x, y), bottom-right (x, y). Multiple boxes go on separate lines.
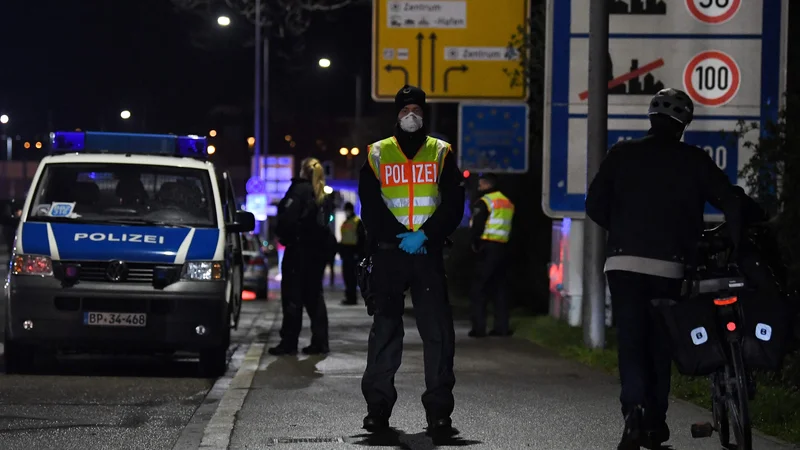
top-left (339, 201), bottom-right (366, 305)
top-left (358, 85), bottom-right (465, 435)
top-left (468, 173), bottom-right (515, 338)
top-left (270, 157), bottom-right (333, 356)
top-left (585, 88), bottom-right (743, 450)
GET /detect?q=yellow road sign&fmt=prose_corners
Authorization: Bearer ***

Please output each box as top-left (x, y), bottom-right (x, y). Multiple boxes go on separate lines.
top-left (372, 0), bottom-right (530, 102)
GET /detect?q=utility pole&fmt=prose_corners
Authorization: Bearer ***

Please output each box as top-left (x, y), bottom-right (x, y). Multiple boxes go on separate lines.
top-left (253, 0), bottom-right (262, 179)
top-left (582, 0), bottom-right (609, 349)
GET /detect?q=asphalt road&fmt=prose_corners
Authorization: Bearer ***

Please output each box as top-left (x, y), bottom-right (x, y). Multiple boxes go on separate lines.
top-left (0, 261), bottom-right (797, 450)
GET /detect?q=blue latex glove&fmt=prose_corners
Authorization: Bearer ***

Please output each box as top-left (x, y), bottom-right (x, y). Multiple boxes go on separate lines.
top-left (396, 230), bottom-right (428, 254)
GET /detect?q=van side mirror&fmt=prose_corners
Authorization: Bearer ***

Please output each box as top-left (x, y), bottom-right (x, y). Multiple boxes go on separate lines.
top-left (227, 210), bottom-right (256, 233)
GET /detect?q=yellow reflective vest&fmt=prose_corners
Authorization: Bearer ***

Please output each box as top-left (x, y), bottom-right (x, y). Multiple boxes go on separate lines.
top-left (367, 136), bottom-right (451, 231)
top-left (340, 216), bottom-right (361, 246)
top-left (480, 191), bottom-right (514, 243)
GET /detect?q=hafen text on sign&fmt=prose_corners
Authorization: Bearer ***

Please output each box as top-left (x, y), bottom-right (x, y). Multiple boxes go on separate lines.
top-left (372, 0), bottom-right (530, 102)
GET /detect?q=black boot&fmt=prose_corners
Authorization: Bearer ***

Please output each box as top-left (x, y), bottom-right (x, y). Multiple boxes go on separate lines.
top-left (267, 344), bottom-right (297, 356)
top-left (618, 406), bottom-right (645, 450)
top-left (426, 415), bottom-right (454, 436)
top-left (302, 344), bottom-right (330, 355)
top-left (363, 413), bottom-right (390, 432)
top-left (643, 420), bottom-right (669, 449)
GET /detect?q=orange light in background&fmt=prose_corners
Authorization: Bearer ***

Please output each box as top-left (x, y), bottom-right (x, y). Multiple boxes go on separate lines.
top-left (75, 128), bottom-right (82, 131)
top-left (247, 137), bottom-right (255, 147)
top-left (242, 290), bottom-right (257, 301)
top-left (284, 134), bottom-right (292, 142)
top-left (463, 170), bottom-right (470, 178)
top-left (289, 141), bottom-right (296, 148)
top-left (350, 147), bottom-right (359, 156)
top-left (209, 129), bottom-right (217, 137)
top-left (23, 142), bottom-right (31, 149)
top-left (35, 142), bottom-right (42, 149)
top-left (339, 147), bottom-right (348, 155)
top-left (207, 145), bottom-right (217, 155)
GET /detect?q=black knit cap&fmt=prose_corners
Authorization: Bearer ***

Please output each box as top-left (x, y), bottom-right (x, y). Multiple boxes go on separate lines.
top-left (395, 85), bottom-right (426, 114)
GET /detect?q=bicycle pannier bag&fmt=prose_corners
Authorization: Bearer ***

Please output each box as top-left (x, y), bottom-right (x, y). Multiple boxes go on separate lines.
top-left (739, 290), bottom-right (791, 371)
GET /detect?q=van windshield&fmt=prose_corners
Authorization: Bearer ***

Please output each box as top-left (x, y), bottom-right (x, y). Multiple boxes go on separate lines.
top-left (26, 163), bottom-right (217, 228)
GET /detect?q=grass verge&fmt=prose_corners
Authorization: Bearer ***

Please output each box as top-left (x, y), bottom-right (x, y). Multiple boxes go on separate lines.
top-left (511, 313), bottom-right (800, 444)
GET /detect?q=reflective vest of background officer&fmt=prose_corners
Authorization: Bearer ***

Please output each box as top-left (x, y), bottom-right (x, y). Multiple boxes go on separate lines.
top-left (339, 202), bottom-right (366, 305)
top-left (469, 173), bottom-right (514, 338)
top-left (358, 84), bottom-right (465, 435)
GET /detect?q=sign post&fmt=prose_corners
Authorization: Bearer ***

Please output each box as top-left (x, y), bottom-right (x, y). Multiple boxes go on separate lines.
top-left (543, 0), bottom-right (788, 221)
top-left (371, 0), bottom-right (530, 102)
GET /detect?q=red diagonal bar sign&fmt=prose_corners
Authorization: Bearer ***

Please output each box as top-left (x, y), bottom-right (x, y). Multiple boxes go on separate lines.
top-left (578, 58), bottom-right (665, 101)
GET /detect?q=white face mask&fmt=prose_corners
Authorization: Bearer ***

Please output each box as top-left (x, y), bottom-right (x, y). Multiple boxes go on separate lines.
top-left (399, 112), bottom-right (423, 133)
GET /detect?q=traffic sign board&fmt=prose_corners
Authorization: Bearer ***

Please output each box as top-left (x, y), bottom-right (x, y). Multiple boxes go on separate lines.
top-left (683, 50), bottom-right (741, 107)
top-left (543, 0), bottom-right (788, 219)
top-left (457, 103), bottom-right (529, 173)
top-left (371, 0), bottom-right (529, 102)
top-left (686, 0), bottom-right (742, 24)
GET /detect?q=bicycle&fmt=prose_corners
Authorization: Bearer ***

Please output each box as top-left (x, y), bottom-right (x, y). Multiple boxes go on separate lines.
top-left (684, 225), bottom-right (753, 449)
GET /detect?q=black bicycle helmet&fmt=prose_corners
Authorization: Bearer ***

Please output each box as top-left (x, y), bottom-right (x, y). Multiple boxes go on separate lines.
top-left (647, 88), bottom-right (694, 125)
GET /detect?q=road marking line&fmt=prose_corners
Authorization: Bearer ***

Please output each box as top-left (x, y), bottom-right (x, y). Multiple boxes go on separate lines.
top-left (199, 342), bottom-right (265, 449)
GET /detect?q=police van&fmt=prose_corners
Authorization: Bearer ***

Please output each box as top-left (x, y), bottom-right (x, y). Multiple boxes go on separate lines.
top-left (3, 131), bottom-right (255, 376)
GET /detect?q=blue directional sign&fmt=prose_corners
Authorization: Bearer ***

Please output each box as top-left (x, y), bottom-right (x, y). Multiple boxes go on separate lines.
top-left (457, 103), bottom-right (529, 174)
top-left (542, 0), bottom-right (788, 219)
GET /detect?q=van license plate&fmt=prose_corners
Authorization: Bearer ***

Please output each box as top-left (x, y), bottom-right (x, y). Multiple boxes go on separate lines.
top-left (84, 312), bottom-right (147, 327)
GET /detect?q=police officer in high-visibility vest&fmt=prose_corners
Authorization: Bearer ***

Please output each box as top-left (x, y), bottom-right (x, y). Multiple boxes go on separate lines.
top-left (469, 173), bottom-right (514, 338)
top-left (339, 201), bottom-right (366, 305)
top-left (358, 85), bottom-right (465, 435)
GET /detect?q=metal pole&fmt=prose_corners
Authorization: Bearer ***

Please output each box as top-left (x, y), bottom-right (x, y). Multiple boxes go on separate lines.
top-left (261, 35), bottom-right (270, 241)
top-left (582, 0), bottom-right (608, 349)
top-left (353, 73), bottom-right (363, 179)
top-left (253, 0), bottom-right (262, 179)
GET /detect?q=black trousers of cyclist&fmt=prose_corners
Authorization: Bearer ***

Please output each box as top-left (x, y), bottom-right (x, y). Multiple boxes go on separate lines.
top-left (606, 270), bottom-right (682, 426)
top-left (340, 245), bottom-right (359, 303)
top-left (361, 247), bottom-right (456, 420)
top-left (470, 241), bottom-right (511, 334)
top-left (279, 243), bottom-right (329, 349)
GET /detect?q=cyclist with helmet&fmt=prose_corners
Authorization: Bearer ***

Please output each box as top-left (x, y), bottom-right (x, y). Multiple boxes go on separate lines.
top-left (585, 88), bottom-right (744, 449)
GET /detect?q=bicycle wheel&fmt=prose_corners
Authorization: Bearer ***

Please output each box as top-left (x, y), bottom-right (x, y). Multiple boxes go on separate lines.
top-left (711, 371), bottom-right (730, 447)
top-left (727, 341), bottom-right (753, 450)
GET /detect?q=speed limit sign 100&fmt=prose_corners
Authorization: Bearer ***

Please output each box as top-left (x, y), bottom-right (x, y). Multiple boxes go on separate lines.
top-left (686, 0), bottom-right (742, 24)
top-left (683, 50), bottom-right (741, 107)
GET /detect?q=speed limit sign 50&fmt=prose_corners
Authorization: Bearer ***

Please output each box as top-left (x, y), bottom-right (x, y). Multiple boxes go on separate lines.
top-left (686, 0), bottom-right (742, 24)
top-left (683, 50), bottom-right (741, 107)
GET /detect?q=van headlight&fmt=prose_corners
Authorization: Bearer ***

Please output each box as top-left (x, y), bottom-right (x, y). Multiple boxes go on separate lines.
top-left (12, 255), bottom-right (54, 276)
top-left (181, 261), bottom-right (223, 281)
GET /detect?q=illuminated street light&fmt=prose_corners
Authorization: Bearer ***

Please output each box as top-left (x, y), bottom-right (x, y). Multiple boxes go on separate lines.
top-left (217, 16), bottom-right (231, 27)
top-left (247, 136), bottom-right (255, 146)
top-left (207, 145), bottom-right (217, 155)
top-left (35, 142), bottom-right (42, 149)
top-left (284, 134), bottom-right (292, 142)
top-left (23, 142), bottom-right (30, 149)
top-left (323, 186), bottom-right (333, 194)
top-left (339, 147), bottom-right (348, 155)
top-left (120, 110), bottom-right (131, 120)
top-left (209, 129), bottom-right (217, 137)
top-left (289, 141), bottom-right (296, 148)
top-left (0, 114), bottom-right (8, 124)
top-left (350, 147), bottom-right (359, 156)
top-left (318, 58), bottom-right (331, 68)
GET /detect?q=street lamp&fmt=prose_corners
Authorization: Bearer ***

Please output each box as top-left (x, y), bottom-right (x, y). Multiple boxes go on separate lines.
top-left (318, 58), bottom-right (331, 69)
top-left (217, 16), bottom-right (231, 27)
top-left (350, 147), bottom-right (359, 156)
top-left (209, 129), bottom-right (217, 137)
top-left (0, 114), bottom-right (8, 124)
top-left (339, 147), bottom-right (348, 156)
top-left (120, 110), bottom-right (132, 120)
top-left (207, 145), bottom-right (217, 155)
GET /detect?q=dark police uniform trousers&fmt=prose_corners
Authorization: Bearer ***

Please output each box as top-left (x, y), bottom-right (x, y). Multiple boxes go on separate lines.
top-left (470, 241), bottom-right (511, 334)
top-left (361, 246), bottom-right (456, 419)
top-left (606, 270), bottom-right (682, 425)
top-left (340, 245), bottom-right (359, 303)
top-left (279, 242), bottom-right (329, 348)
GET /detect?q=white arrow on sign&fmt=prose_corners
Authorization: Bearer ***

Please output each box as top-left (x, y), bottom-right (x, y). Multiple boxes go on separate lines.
top-left (683, 50), bottom-right (741, 107)
top-left (685, 0), bottom-right (742, 25)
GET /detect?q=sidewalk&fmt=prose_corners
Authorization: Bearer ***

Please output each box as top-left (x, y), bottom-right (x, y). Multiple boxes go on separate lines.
top-left (222, 275), bottom-right (796, 449)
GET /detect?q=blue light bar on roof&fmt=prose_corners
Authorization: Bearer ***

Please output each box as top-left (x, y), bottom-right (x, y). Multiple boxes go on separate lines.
top-left (50, 131), bottom-right (208, 158)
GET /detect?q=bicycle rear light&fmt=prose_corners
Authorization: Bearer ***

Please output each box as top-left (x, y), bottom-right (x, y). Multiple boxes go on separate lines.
top-left (714, 296), bottom-right (738, 306)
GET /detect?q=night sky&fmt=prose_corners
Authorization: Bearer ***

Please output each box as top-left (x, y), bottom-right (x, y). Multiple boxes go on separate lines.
top-left (0, 0), bottom-right (375, 153)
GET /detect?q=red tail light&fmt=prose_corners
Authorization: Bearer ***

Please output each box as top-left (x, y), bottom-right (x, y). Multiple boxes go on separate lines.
top-left (248, 257), bottom-right (265, 265)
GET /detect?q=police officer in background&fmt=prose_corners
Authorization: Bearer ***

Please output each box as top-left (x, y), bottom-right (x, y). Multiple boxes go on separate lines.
top-left (339, 202), bottom-right (366, 305)
top-left (358, 85), bottom-right (465, 434)
top-left (585, 88), bottom-right (743, 450)
top-left (468, 173), bottom-right (514, 338)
